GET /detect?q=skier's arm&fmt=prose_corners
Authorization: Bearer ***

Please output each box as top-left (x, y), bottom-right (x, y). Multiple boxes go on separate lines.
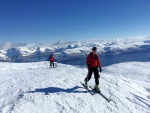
top-left (97, 56), bottom-right (101, 68)
top-left (86, 55), bottom-right (90, 67)
top-left (98, 56), bottom-right (102, 72)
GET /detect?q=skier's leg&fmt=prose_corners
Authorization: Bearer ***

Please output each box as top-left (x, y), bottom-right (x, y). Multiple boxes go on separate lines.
top-left (50, 62), bottom-right (52, 68)
top-left (94, 67), bottom-right (99, 85)
top-left (85, 68), bottom-right (93, 82)
top-left (93, 67), bottom-right (100, 91)
top-left (53, 62), bottom-right (54, 68)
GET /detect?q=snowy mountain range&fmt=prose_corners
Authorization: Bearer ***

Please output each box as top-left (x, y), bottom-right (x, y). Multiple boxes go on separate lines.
top-left (0, 36), bottom-right (150, 62)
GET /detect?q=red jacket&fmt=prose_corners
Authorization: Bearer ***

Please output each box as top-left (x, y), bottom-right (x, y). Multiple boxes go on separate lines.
top-left (86, 53), bottom-right (101, 68)
top-left (50, 56), bottom-right (54, 62)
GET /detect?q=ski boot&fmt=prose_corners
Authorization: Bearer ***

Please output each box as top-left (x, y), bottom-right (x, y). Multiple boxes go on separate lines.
top-left (94, 85), bottom-right (100, 92)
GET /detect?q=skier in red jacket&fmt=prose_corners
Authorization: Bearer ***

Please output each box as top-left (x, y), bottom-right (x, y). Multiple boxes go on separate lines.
top-left (84, 47), bottom-right (102, 92)
top-left (49, 54), bottom-right (54, 68)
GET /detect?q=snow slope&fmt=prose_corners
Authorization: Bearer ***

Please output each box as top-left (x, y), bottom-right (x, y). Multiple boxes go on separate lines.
top-left (0, 61), bottom-right (150, 113)
top-left (0, 36), bottom-right (150, 62)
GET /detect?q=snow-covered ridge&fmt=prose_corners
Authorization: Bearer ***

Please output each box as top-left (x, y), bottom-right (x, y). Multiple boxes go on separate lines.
top-left (0, 36), bottom-right (150, 62)
top-left (0, 61), bottom-right (149, 113)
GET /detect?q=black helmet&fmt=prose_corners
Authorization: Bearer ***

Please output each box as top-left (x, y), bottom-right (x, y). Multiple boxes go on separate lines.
top-left (92, 47), bottom-right (97, 51)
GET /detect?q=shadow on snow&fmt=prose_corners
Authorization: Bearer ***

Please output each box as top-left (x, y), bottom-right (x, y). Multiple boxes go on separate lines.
top-left (28, 86), bottom-right (85, 95)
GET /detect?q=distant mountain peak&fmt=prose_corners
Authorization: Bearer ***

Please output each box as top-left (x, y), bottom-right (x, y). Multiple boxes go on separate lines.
top-left (54, 40), bottom-right (64, 45)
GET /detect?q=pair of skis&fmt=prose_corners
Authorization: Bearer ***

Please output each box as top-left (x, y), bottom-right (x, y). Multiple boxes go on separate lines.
top-left (80, 82), bottom-right (111, 102)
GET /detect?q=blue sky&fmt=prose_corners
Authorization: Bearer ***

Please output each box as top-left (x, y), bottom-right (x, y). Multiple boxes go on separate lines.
top-left (0, 0), bottom-right (150, 43)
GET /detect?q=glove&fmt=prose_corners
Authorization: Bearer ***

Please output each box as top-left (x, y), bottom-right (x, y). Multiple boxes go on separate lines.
top-left (99, 67), bottom-right (102, 73)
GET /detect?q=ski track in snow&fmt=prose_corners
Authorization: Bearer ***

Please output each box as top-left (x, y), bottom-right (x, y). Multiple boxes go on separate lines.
top-left (0, 61), bottom-right (150, 113)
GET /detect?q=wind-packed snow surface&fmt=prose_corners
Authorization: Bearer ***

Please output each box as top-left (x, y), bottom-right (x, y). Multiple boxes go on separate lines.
top-left (0, 36), bottom-right (150, 62)
top-left (0, 61), bottom-right (150, 113)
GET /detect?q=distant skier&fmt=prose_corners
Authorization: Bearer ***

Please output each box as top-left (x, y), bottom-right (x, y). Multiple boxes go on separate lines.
top-left (84, 47), bottom-right (102, 92)
top-left (49, 54), bottom-right (55, 68)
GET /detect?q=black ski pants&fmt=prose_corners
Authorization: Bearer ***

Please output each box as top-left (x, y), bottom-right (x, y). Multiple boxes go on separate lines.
top-left (50, 61), bottom-right (54, 68)
top-left (85, 67), bottom-right (99, 85)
